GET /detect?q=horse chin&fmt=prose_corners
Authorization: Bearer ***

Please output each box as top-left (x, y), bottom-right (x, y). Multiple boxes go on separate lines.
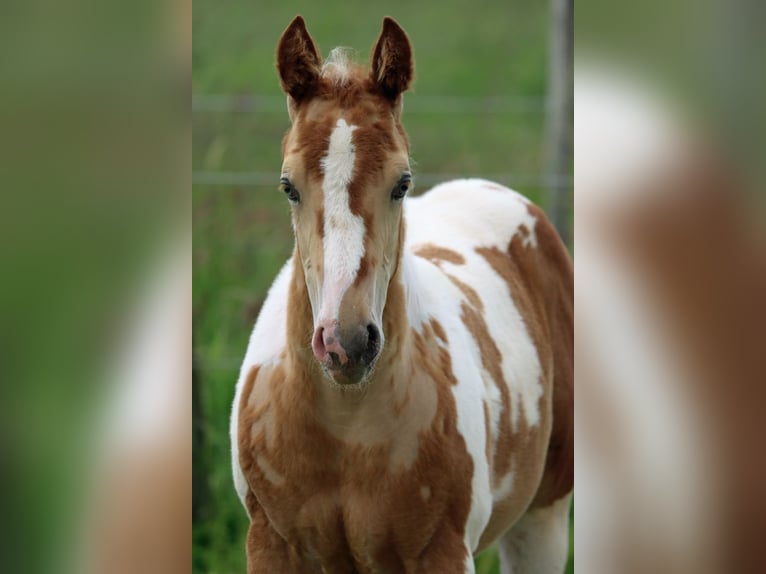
top-left (321, 362), bottom-right (374, 389)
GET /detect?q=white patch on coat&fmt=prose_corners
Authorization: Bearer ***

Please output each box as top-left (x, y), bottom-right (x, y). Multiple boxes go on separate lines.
top-left (494, 469), bottom-right (515, 503)
top-left (256, 454), bottom-right (285, 486)
top-left (406, 179), bottom-right (538, 250)
top-left (317, 118), bottom-right (364, 323)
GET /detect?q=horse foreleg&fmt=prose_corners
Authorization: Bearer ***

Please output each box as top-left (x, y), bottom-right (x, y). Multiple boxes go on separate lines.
top-left (246, 500), bottom-right (297, 574)
top-left (497, 493), bottom-right (571, 574)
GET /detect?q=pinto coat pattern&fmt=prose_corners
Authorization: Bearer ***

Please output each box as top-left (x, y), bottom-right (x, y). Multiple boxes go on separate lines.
top-left (231, 16), bottom-right (573, 574)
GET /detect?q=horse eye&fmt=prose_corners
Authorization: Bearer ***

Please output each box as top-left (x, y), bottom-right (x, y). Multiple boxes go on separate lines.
top-left (391, 179), bottom-right (411, 201)
top-left (279, 179), bottom-right (300, 203)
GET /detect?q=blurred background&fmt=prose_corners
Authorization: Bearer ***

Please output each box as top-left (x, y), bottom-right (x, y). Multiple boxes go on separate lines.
top-left (0, 0), bottom-right (190, 572)
top-left (192, 1), bottom-right (572, 572)
top-left (575, 1), bottom-right (766, 572)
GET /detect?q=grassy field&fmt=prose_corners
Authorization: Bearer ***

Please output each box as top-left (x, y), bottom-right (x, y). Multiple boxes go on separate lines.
top-left (193, 1), bottom-right (572, 572)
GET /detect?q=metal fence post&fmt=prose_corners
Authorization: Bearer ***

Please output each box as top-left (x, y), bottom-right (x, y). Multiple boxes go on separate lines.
top-left (546, 0), bottom-right (573, 245)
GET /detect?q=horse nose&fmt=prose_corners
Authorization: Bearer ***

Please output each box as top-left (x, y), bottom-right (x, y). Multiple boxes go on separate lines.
top-left (311, 321), bottom-right (381, 370)
top-left (338, 323), bottom-right (381, 368)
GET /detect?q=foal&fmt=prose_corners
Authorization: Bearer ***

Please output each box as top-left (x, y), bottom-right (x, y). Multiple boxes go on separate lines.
top-left (231, 16), bottom-right (573, 573)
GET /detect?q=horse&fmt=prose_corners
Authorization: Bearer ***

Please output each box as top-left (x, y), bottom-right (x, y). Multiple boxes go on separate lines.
top-left (231, 15), bottom-right (573, 573)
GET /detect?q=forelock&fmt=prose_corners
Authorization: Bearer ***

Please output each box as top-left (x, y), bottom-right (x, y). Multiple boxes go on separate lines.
top-left (320, 47), bottom-right (357, 87)
top-left (314, 48), bottom-right (373, 105)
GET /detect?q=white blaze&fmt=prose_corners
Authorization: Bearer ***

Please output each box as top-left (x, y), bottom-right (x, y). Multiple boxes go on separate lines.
top-left (318, 118), bottom-right (365, 322)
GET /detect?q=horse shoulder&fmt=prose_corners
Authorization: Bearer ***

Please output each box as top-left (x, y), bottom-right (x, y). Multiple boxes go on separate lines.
top-left (231, 258), bottom-right (293, 511)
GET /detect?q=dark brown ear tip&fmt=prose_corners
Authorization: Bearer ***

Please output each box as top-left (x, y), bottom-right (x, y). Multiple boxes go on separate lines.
top-left (288, 15), bottom-right (306, 29)
top-left (282, 15), bottom-right (310, 40)
top-left (381, 16), bottom-right (407, 36)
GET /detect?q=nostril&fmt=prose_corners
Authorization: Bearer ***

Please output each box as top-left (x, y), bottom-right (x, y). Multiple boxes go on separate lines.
top-left (313, 322), bottom-right (349, 366)
top-left (364, 323), bottom-right (381, 364)
top-left (367, 324), bottom-right (379, 345)
top-left (312, 326), bottom-right (327, 361)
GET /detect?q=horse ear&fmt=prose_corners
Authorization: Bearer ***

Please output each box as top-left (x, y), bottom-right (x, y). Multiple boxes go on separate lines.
top-left (276, 16), bottom-right (322, 104)
top-left (370, 17), bottom-right (413, 102)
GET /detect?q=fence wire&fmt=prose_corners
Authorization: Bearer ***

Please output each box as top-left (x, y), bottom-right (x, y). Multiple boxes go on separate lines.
top-left (193, 94), bottom-right (548, 114)
top-left (192, 171), bottom-right (573, 191)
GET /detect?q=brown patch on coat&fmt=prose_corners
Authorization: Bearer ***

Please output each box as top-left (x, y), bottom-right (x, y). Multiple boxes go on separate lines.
top-left (289, 109), bottom-right (338, 183)
top-left (315, 205), bottom-right (324, 240)
top-left (483, 401), bottom-right (493, 478)
top-left (474, 244), bottom-right (548, 368)
top-left (446, 273), bottom-right (484, 312)
top-left (413, 244), bottom-right (466, 266)
top-left (476, 399), bottom-right (547, 551)
top-left (520, 206), bottom-right (573, 508)
top-left (347, 111), bottom-right (400, 218)
top-left (459, 301), bottom-right (513, 482)
top-left (430, 318), bottom-right (447, 344)
top-left (354, 254), bottom-right (371, 287)
top-left (239, 364), bottom-right (260, 413)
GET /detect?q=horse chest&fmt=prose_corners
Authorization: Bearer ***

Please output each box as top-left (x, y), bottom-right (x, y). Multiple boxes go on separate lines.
top-left (252, 440), bottom-right (461, 571)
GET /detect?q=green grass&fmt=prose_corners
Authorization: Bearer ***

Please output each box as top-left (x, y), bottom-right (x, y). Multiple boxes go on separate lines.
top-left (193, 1), bottom-right (572, 572)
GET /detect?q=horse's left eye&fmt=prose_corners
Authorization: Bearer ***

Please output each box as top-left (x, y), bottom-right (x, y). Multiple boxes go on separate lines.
top-left (279, 179), bottom-right (300, 203)
top-left (391, 178), bottom-right (411, 201)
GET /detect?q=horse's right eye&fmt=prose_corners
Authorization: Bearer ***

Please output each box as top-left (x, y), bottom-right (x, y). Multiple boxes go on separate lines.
top-left (279, 178), bottom-right (301, 203)
top-left (391, 175), bottom-right (412, 201)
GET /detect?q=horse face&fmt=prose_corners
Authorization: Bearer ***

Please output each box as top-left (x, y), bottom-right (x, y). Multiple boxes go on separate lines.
top-left (276, 16), bottom-right (413, 385)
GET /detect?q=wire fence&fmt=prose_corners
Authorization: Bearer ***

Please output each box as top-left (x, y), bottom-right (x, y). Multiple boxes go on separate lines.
top-left (192, 93), bottom-right (572, 198)
top-left (193, 93), bottom-right (549, 114)
top-left (192, 170), bottom-right (573, 193)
